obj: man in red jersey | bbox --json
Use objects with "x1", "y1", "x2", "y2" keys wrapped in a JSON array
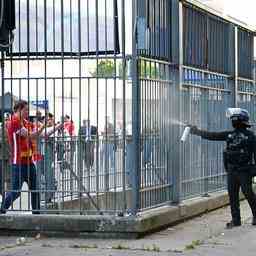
[{"x1": 1, "y1": 100, "x2": 45, "y2": 214}]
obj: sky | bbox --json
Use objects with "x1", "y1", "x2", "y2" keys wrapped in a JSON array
[
  {"x1": 200, "y1": 0, "x2": 256, "y2": 28},
  {"x1": 200, "y1": 0, "x2": 256, "y2": 56},
  {"x1": 224, "y1": 0, "x2": 256, "y2": 27}
]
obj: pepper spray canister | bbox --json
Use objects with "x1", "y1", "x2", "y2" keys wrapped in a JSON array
[{"x1": 181, "y1": 126, "x2": 191, "y2": 142}]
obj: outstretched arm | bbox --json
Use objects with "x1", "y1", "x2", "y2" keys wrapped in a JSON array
[
  {"x1": 190, "y1": 126, "x2": 230, "y2": 141},
  {"x1": 40, "y1": 123, "x2": 64, "y2": 138},
  {"x1": 17, "y1": 124, "x2": 46, "y2": 139}
]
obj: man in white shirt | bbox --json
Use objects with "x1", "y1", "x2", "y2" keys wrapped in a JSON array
[{"x1": 40, "y1": 113, "x2": 63, "y2": 203}]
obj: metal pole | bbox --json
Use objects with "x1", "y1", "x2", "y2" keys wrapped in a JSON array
[
  {"x1": 172, "y1": 1, "x2": 183, "y2": 204},
  {"x1": 234, "y1": 26, "x2": 238, "y2": 107},
  {"x1": 1, "y1": 50, "x2": 5, "y2": 200},
  {"x1": 121, "y1": 0, "x2": 127, "y2": 213},
  {"x1": 131, "y1": 0, "x2": 140, "y2": 215}
]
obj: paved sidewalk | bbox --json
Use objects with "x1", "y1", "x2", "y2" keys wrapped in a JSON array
[{"x1": 0, "y1": 199, "x2": 255, "y2": 256}]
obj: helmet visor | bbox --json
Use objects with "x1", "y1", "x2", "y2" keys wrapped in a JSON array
[{"x1": 226, "y1": 108, "x2": 248, "y2": 119}]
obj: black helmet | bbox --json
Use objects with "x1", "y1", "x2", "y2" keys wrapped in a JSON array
[{"x1": 226, "y1": 108, "x2": 250, "y2": 127}]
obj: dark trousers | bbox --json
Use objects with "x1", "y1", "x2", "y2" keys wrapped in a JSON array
[
  {"x1": 227, "y1": 171, "x2": 256, "y2": 223},
  {"x1": 1, "y1": 163, "x2": 40, "y2": 213},
  {"x1": 0, "y1": 159, "x2": 10, "y2": 195},
  {"x1": 83, "y1": 141, "x2": 94, "y2": 168}
]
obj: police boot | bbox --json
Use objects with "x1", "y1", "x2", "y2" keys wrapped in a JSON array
[
  {"x1": 252, "y1": 217, "x2": 256, "y2": 225},
  {"x1": 0, "y1": 209, "x2": 6, "y2": 214},
  {"x1": 226, "y1": 220, "x2": 241, "y2": 229}
]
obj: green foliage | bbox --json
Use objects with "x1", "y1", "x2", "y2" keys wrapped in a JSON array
[
  {"x1": 138, "y1": 61, "x2": 163, "y2": 79},
  {"x1": 141, "y1": 244, "x2": 160, "y2": 252},
  {"x1": 152, "y1": 244, "x2": 160, "y2": 252},
  {"x1": 111, "y1": 244, "x2": 130, "y2": 250},
  {"x1": 90, "y1": 60, "x2": 115, "y2": 78},
  {"x1": 118, "y1": 62, "x2": 128, "y2": 79},
  {"x1": 89, "y1": 59, "x2": 166, "y2": 80},
  {"x1": 185, "y1": 240, "x2": 202, "y2": 250}
]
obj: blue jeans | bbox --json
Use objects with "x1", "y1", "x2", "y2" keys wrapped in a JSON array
[
  {"x1": 0, "y1": 160, "x2": 9, "y2": 195},
  {"x1": 1, "y1": 163, "x2": 40, "y2": 213}
]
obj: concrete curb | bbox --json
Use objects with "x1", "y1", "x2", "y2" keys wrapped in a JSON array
[
  {"x1": 0, "y1": 190, "x2": 238, "y2": 238},
  {"x1": 135, "y1": 190, "x2": 230, "y2": 235}
]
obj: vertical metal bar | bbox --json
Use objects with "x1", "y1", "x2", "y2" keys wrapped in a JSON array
[
  {"x1": 152, "y1": 0, "x2": 156, "y2": 58},
  {"x1": 60, "y1": 0, "x2": 65, "y2": 210},
  {"x1": 27, "y1": 0, "x2": 31, "y2": 212},
  {"x1": 52, "y1": 0, "x2": 55, "y2": 53},
  {"x1": 69, "y1": 0, "x2": 73, "y2": 54},
  {"x1": 95, "y1": 0, "x2": 100, "y2": 211},
  {"x1": 78, "y1": 0, "x2": 82, "y2": 214},
  {"x1": 104, "y1": 0, "x2": 110, "y2": 207},
  {"x1": 172, "y1": 1, "x2": 183, "y2": 204},
  {"x1": 149, "y1": 61, "x2": 152, "y2": 188},
  {"x1": 131, "y1": 0, "x2": 140, "y2": 215},
  {"x1": 9, "y1": 38, "x2": 13, "y2": 206},
  {"x1": 234, "y1": 26, "x2": 238, "y2": 107},
  {"x1": 53, "y1": 78, "x2": 56, "y2": 206},
  {"x1": 86, "y1": 0, "x2": 89, "y2": 53},
  {"x1": 15, "y1": 78, "x2": 21, "y2": 213},
  {"x1": 121, "y1": 0, "x2": 127, "y2": 213},
  {"x1": 112, "y1": 0, "x2": 117, "y2": 212},
  {"x1": 0, "y1": 51, "x2": 5, "y2": 201},
  {"x1": 68, "y1": 1, "x2": 74, "y2": 206},
  {"x1": 43, "y1": 0, "x2": 47, "y2": 213},
  {"x1": 35, "y1": 0, "x2": 38, "y2": 53},
  {"x1": 104, "y1": 78, "x2": 108, "y2": 194}
]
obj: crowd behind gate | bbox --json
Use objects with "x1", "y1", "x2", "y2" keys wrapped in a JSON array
[{"x1": 0, "y1": 100, "x2": 159, "y2": 213}]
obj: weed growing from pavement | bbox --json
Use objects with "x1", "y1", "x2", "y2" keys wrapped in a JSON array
[
  {"x1": 141, "y1": 244, "x2": 160, "y2": 252},
  {"x1": 111, "y1": 244, "x2": 130, "y2": 250},
  {"x1": 69, "y1": 244, "x2": 98, "y2": 249},
  {"x1": 185, "y1": 240, "x2": 202, "y2": 250}
]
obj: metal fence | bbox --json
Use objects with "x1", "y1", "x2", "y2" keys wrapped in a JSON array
[
  {"x1": 180, "y1": 67, "x2": 232, "y2": 199},
  {"x1": 0, "y1": 0, "x2": 255, "y2": 216},
  {"x1": 138, "y1": 57, "x2": 174, "y2": 210}
]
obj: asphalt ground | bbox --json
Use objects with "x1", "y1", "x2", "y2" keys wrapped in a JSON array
[{"x1": 0, "y1": 199, "x2": 255, "y2": 256}]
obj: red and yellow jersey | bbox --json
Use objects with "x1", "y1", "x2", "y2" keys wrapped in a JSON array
[
  {"x1": 31, "y1": 122, "x2": 43, "y2": 162},
  {"x1": 6, "y1": 116, "x2": 33, "y2": 165}
]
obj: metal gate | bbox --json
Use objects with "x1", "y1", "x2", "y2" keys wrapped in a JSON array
[{"x1": 0, "y1": 0, "x2": 134, "y2": 215}]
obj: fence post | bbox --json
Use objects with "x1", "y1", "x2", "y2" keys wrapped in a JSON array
[
  {"x1": 131, "y1": 0, "x2": 141, "y2": 215},
  {"x1": 171, "y1": 0, "x2": 182, "y2": 204}
]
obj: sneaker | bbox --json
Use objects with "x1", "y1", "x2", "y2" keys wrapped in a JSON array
[{"x1": 226, "y1": 221, "x2": 241, "y2": 229}]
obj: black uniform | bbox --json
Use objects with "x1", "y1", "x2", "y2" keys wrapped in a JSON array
[{"x1": 191, "y1": 127, "x2": 256, "y2": 225}]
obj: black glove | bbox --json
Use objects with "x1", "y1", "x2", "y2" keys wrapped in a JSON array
[{"x1": 188, "y1": 125, "x2": 198, "y2": 134}]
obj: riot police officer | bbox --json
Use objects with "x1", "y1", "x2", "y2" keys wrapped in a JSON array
[{"x1": 190, "y1": 108, "x2": 256, "y2": 228}]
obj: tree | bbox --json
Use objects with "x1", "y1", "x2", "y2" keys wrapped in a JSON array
[{"x1": 90, "y1": 60, "x2": 115, "y2": 78}]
